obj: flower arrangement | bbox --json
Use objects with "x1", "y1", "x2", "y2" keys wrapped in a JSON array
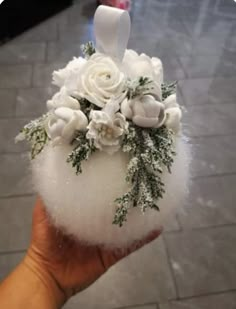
[
  {"x1": 16, "y1": 6, "x2": 189, "y2": 247},
  {"x1": 17, "y1": 42, "x2": 181, "y2": 226}
]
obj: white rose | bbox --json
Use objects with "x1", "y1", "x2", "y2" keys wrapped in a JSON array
[
  {"x1": 46, "y1": 107, "x2": 88, "y2": 145},
  {"x1": 122, "y1": 49, "x2": 163, "y2": 85},
  {"x1": 78, "y1": 53, "x2": 126, "y2": 108},
  {"x1": 163, "y1": 94, "x2": 182, "y2": 133},
  {"x1": 87, "y1": 100, "x2": 128, "y2": 154},
  {"x1": 121, "y1": 94, "x2": 165, "y2": 128},
  {"x1": 52, "y1": 57, "x2": 87, "y2": 89},
  {"x1": 47, "y1": 87, "x2": 80, "y2": 111}
]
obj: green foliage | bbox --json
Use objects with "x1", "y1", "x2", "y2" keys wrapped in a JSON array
[
  {"x1": 16, "y1": 115, "x2": 49, "y2": 159},
  {"x1": 162, "y1": 82, "x2": 177, "y2": 100},
  {"x1": 78, "y1": 98, "x2": 99, "y2": 117},
  {"x1": 80, "y1": 41, "x2": 96, "y2": 59},
  {"x1": 67, "y1": 132, "x2": 96, "y2": 174},
  {"x1": 127, "y1": 77, "x2": 154, "y2": 99},
  {"x1": 113, "y1": 125, "x2": 175, "y2": 227}
]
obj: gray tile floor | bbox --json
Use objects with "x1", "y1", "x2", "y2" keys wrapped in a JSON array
[{"x1": 0, "y1": 0, "x2": 236, "y2": 308}]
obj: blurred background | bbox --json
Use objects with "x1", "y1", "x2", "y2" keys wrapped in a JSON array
[{"x1": 0, "y1": 0, "x2": 236, "y2": 308}]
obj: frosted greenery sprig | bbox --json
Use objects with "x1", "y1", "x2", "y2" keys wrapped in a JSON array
[
  {"x1": 161, "y1": 81, "x2": 177, "y2": 100},
  {"x1": 77, "y1": 98, "x2": 99, "y2": 117},
  {"x1": 80, "y1": 41, "x2": 96, "y2": 59},
  {"x1": 113, "y1": 124, "x2": 175, "y2": 226},
  {"x1": 126, "y1": 77, "x2": 154, "y2": 99},
  {"x1": 16, "y1": 115, "x2": 49, "y2": 159},
  {"x1": 67, "y1": 132, "x2": 96, "y2": 174}
]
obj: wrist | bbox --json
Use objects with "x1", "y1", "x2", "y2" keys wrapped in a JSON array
[{"x1": 23, "y1": 249, "x2": 67, "y2": 308}]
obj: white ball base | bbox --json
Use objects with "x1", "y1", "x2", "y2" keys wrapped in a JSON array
[{"x1": 32, "y1": 137, "x2": 190, "y2": 248}]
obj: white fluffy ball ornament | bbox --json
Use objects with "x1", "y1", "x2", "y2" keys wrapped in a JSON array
[{"x1": 17, "y1": 6, "x2": 190, "y2": 248}]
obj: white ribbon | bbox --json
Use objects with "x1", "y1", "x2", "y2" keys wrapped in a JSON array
[{"x1": 94, "y1": 5, "x2": 131, "y2": 62}]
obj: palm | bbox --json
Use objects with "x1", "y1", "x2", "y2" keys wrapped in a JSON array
[{"x1": 29, "y1": 199, "x2": 161, "y2": 298}]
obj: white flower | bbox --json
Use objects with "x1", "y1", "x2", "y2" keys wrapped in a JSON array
[
  {"x1": 121, "y1": 95, "x2": 165, "y2": 128},
  {"x1": 122, "y1": 49, "x2": 163, "y2": 98},
  {"x1": 47, "y1": 87, "x2": 80, "y2": 111},
  {"x1": 46, "y1": 107, "x2": 88, "y2": 145},
  {"x1": 78, "y1": 53, "x2": 126, "y2": 108},
  {"x1": 87, "y1": 100, "x2": 128, "y2": 154},
  {"x1": 52, "y1": 57, "x2": 87, "y2": 88},
  {"x1": 163, "y1": 94, "x2": 182, "y2": 133}
]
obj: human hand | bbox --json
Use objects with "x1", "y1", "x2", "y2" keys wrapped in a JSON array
[{"x1": 24, "y1": 198, "x2": 161, "y2": 306}]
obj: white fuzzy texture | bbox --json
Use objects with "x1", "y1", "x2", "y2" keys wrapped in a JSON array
[{"x1": 32, "y1": 137, "x2": 190, "y2": 248}]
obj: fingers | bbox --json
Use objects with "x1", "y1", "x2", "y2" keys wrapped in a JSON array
[
  {"x1": 100, "y1": 229, "x2": 162, "y2": 269},
  {"x1": 126, "y1": 229, "x2": 162, "y2": 256},
  {"x1": 120, "y1": 229, "x2": 162, "y2": 259}
]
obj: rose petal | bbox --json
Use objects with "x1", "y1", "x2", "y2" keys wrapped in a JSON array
[
  {"x1": 164, "y1": 94, "x2": 178, "y2": 109},
  {"x1": 133, "y1": 115, "x2": 159, "y2": 128},
  {"x1": 54, "y1": 107, "x2": 74, "y2": 122},
  {"x1": 141, "y1": 95, "x2": 164, "y2": 117},
  {"x1": 121, "y1": 98, "x2": 133, "y2": 119},
  {"x1": 165, "y1": 107, "x2": 182, "y2": 133},
  {"x1": 47, "y1": 118, "x2": 65, "y2": 139},
  {"x1": 74, "y1": 110, "x2": 88, "y2": 131},
  {"x1": 132, "y1": 100, "x2": 145, "y2": 117}
]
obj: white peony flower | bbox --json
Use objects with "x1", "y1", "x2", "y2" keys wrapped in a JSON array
[
  {"x1": 52, "y1": 57, "x2": 87, "y2": 88},
  {"x1": 47, "y1": 87, "x2": 80, "y2": 111},
  {"x1": 163, "y1": 94, "x2": 182, "y2": 133},
  {"x1": 121, "y1": 94, "x2": 165, "y2": 128},
  {"x1": 78, "y1": 53, "x2": 126, "y2": 108},
  {"x1": 87, "y1": 100, "x2": 128, "y2": 154},
  {"x1": 46, "y1": 107, "x2": 88, "y2": 145},
  {"x1": 122, "y1": 49, "x2": 163, "y2": 97}
]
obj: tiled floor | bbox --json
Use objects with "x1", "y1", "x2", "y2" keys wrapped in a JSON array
[{"x1": 0, "y1": 0, "x2": 236, "y2": 308}]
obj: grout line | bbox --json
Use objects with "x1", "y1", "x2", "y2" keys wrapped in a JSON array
[
  {"x1": 191, "y1": 171, "x2": 236, "y2": 180},
  {"x1": 179, "y1": 76, "x2": 236, "y2": 82},
  {"x1": 0, "y1": 193, "x2": 35, "y2": 200},
  {"x1": 0, "y1": 115, "x2": 46, "y2": 121},
  {"x1": 186, "y1": 132, "x2": 236, "y2": 139},
  {"x1": 175, "y1": 56, "x2": 189, "y2": 80},
  {"x1": 45, "y1": 41, "x2": 51, "y2": 64},
  {"x1": 168, "y1": 288, "x2": 236, "y2": 302},
  {"x1": 162, "y1": 237, "x2": 180, "y2": 300},
  {"x1": 29, "y1": 63, "x2": 34, "y2": 87},
  {"x1": 114, "y1": 303, "x2": 159, "y2": 309},
  {"x1": 0, "y1": 249, "x2": 26, "y2": 256},
  {"x1": 183, "y1": 101, "x2": 236, "y2": 107},
  {"x1": 174, "y1": 213, "x2": 183, "y2": 232},
  {"x1": 184, "y1": 102, "x2": 236, "y2": 108},
  {"x1": 42, "y1": 42, "x2": 48, "y2": 64},
  {"x1": 164, "y1": 222, "x2": 236, "y2": 234},
  {"x1": 179, "y1": 74, "x2": 236, "y2": 81},
  {"x1": 188, "y1": 132, "x2": 236, "y2": 139},
  {"x1": 0, "y1": 151, "x2": 30, "y2": 156}
]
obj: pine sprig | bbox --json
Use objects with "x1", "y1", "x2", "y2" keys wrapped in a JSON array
[
  {"x1": 127, "y1": 77, "x2": 154, "y2": 99},
  {"x1": 80, "y1": 41, "x2": 96, "y2": 59},
  {"x1": 67, "y1": 131, "x2": 96, "y2": 174},
  {"x1": 78, "y1": 98, "x2": 99, "y2": 117},
  {"x1": 113, "y1": 124, "x2": 175, "y2": 227},
  {"x1": 162, "y1": 82, "x2": 177, "y2": 100},
  {"x1": 16, "y1": 115, "x2": 49, "y2": 159}
]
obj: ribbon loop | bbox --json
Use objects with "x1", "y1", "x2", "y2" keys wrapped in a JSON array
[{"x1": 94, "y1": 5, "x2": 131, "y2": 62}]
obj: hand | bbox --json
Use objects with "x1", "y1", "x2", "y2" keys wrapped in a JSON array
[{"x1": 25, "y1": 198, "x2": 162, "y2": 305}]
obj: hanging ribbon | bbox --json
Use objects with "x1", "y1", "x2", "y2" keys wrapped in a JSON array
[{"x1": 94, "y1": 5, "x2": 131, "y2": 62}]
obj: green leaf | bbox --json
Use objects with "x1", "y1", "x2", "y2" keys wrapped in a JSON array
[
  {"x1": 16, "y1": 115, "x2": 50, "y2": 159},
  {"x1": 113, "y1": 124, "x2": 175, "y2": 227},
  {"x1": 80, "y1": 41, "x2": 96, "y2": 59}
]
